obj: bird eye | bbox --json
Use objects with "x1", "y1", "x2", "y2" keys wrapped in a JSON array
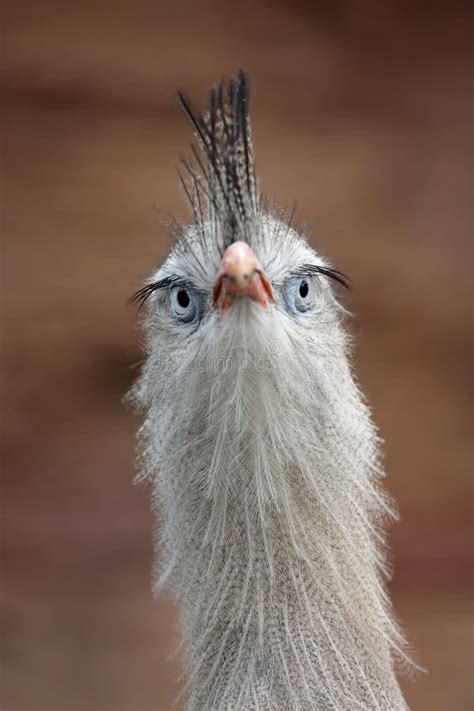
[
  {"x1": 299, "y1": 280, "x2": 309, "y2": 299},
  {"x1": 284, "y1": 276, "x2": 316, "y2": 313},
  {"x1": 169, "y1": 285, "x2": 198, "y2": 323}
]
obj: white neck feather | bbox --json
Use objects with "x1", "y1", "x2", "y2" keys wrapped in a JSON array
[{"x1": 134, "y1": 300, "x2": 410, "y2": 710}]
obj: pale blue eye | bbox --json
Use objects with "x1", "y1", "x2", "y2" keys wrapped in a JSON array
[
  {"x1": 284, "y1": 277, "x2": 316, "y2": 313},
  {"x1": 169, "y1": 285, "x2": 199, "y2": 323}
]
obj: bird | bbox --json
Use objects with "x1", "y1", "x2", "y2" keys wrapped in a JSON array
[{"x1": 130, "y1": 70, "x2": 413, "y2": 710}]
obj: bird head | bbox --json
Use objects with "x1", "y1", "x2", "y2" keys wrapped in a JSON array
[{"x1": 132, "y1": 71, "x2": 351, "y2": 499}]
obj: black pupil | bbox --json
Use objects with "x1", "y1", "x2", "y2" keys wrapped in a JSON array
[
  {"x1": 177, "y1": 289, "x2": 190, "y2": 308},
  {"x1": 299, "y1": 280, "x2": 309, "y2": 298}
]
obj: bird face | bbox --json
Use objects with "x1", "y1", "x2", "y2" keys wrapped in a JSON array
[
  {"x1": 133, "y1": 216, "x2": 353, "y2": 521},
  {"x1": 131, "y1": 72, "x2": 349, "y2": 451},
  {"x1": 134, "y1": 219, "x2": 348, "y2": 404}
]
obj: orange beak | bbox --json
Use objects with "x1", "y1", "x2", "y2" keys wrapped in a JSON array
[{"x1": 212, "y1": 241, "x2": 274, "y2": 311}]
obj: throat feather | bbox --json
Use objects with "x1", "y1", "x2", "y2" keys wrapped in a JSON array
[{"x1": 140, "y1": 320, "x2": 409, "y2": 709}]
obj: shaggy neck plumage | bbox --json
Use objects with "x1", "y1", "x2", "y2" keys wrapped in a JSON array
[
  {"x1": 134, "y1": 302, "x2": 409, "y2": 710},
  {"x1": 131, "y1": 70, "x2": 412, "y2": 710}
]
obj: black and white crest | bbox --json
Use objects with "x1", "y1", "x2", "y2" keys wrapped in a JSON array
[{"x1": 177, "y1": 70, "x2": 259, "y2": 252}]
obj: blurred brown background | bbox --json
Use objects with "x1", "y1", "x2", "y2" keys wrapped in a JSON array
[{"x1": 1, "y1": 1, "x2": 473, "y2": 710}]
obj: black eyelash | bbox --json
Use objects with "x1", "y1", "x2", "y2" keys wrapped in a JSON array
[
  {"x1": 130, "y1": 275, "x2": 210, "y2": 312},
  {"x1": 292, "y1": 264, "x2": 350, "y2": 290},
  {"x1": 129, "y1": 275, "x2": 182, "y2": 311}
]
